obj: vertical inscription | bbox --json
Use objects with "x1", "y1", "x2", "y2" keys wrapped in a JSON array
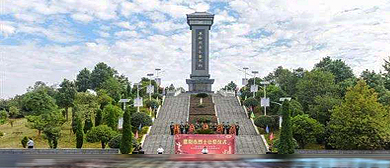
[{"x1": 195, "y1": 29, "x2": 206, "y2": 70}]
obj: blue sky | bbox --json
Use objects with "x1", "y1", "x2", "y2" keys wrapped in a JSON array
[{"x1": 1, "y1": 0, "x2": 390, "y2": 98}]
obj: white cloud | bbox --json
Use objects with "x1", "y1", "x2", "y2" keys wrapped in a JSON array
[
  {"x1": 71, "y1": 13, "x2": 94, "y2": 23},
  {"x1": 0, "y1": 22, "x2": 16, "y2": 37},
  {"x1": 2, "y1": 0, "x2": 390, "y2": 98}
]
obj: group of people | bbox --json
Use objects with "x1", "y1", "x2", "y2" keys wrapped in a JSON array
[{"x1": 169, "y1": 121, "x2": 240, "y2": 136}]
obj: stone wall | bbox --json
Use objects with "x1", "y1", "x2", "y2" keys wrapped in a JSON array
[
  {"x1": 0, "y1": 149, "x2": 119, "y2": 154},
  {"x1": 295, "y1": 150, "x2": 390, "y2": 154}
]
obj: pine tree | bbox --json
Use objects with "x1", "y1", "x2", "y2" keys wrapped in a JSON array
[
  {"x1": 120, "y1": 108, "x2": 133, "y2": 154},
  {"x1": 75, "y1": 115, "x2": 84, "y2": 148},
  {"x1": 278, "y1": 100, "x2": 295, "y2": 154}
]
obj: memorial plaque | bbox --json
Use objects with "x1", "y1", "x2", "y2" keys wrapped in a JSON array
[{"x1": 195, "y1": 29, "x2": 206, "y2": 70}]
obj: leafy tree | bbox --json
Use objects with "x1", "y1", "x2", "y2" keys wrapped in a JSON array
[
  {"x1": 26, "y1": 81, "x2": 57, "y2": 98},
  {"x1": 103, "y1": 104, "x2": 123, "y2": 130},
  {"x1": 360, "y1": 69, "x2": 390, "y2": 105},
  {"x1": 22, "y1": 90, "x2": 57, "y2": 116},
  {"x1": 296, "y1": 69, "x2": 338, "y2": 111},
  {"x1": 223, "y1": 81, "x2": 237, "y2": 91},
  {"x1": 27, "y1": 110, "x2": 65, "y2": 136},
  {"x1": 43, "y1": 126, "x2": 61, "y2": 149},
  {"x1": 328, "y1": 80, "x2": 390, "y2": 150},
  {"x1": 131, "y1": 112, "x2": 152, "y2": 129},
  {"x1": 56, "y1": 79, "x2": 77, "y2": 120},
  {"x1": 337, "y1": 77, "x2": 358, "y2": 97},
  {"x1": 382, "y1": 56, "x2": 390, "y2": 90},
  {"x1": 289, "y1": 100, "x2": 304, "y2": 117},
  {"x1": 314, "y1": 56, "x2": 354, "y2": 83},
  {"x1": 264, "y1": 66, "x2": 304, "y2": 97},
  {"x1": 86, "y1": 125, "x2": 117, "y2": 149},
  {"x1": 291, "y1": 115, "x2": 324, "y2": 148},
  {"x1": 256, "y1": 84, "x2": 287, "y2": 115},
  {"x1": 145, "y1": 99, "x2": 159, "y2": 110},
  {"x1": 40, "y1": 110, "x2": 65, "y2": 148},
  {"x1": 75, "y1": 68, "x2": 91, "y2": 92},
  {"x1": 97, "y1": 90, "x2": 113, "y2": 110},
  {"x1": 308, "y1": 95, "x2": 341, "y2": 125},
  {"x1": 278, "y1": 101, "x2": 294, "y2": 154},
  {"x1": 90, "y1": 62, "x2": 116, "y2": 90},
  {"x1": 73, "y1": 92, "x2": 98, "y2": 131},
  {"x1": 8, "y1": 106, "x2": 20, "y2": 118},
  {"x1": 120, "y1": 107, "x2": 133, "y2": 154},
  {"x1": 75, "y1": 115, "x2": 84, "y2": 148},
  {"x1": 243, "y1": 97, "x2": 259, "y2": 110},
  {"x1": 0, "y1": 110, "x2": 7, "y2": 125},
  {"x1": 100, "y1": 77, "x2": 124, "y2": 102}
]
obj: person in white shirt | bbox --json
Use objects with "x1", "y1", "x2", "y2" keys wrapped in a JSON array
[
  {"x1": 27, "y1": 138, "x2": 34, "y2": 149},
  {"x1": 157, "y1": 145, "x2": 164, "y2": 154},
  {"x1": 201, "y1": 146, "x2": 208, "y2": 154}
]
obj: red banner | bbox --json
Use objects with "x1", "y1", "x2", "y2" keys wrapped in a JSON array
[{"x1": 174, "y1": 134, "x2": 235, "y2": 154}]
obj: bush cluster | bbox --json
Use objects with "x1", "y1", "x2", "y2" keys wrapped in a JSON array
[{"x1": 196, "y1": 93, "x2": 209, "y2": 98}]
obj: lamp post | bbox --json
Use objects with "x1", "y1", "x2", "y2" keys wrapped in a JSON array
[
  {"x1": 251, "y1": 71, "x2": 258, "y2": 98},
  {"x1": 147, "y1": 73, "x2": 154, "y2": 101},
  {"x1": 155, "y1": 68, "x2": 161, "y2": 101},
  {"x1": 134, "y1": 83, "x2": 141, "y2": 112},
  {"x1": 260, "y1": 81, "x2": 270, "y2": 115},
  {"x1": 243, "y1": 67, "x2": 249, "y2": 86}
]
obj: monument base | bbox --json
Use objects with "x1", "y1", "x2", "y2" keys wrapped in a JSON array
[{"x1": 186, "y1": 78, "x2": 214, "y2": 93}]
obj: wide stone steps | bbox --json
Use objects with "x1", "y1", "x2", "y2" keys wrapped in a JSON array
[
  {"x1": 143, "y1": 94, "x2": 190, "y2": 154},
  {"x1": 213, "y1": 94, "x2": 266, "y2": 154}
]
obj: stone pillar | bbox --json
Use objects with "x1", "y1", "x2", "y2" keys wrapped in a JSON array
[{"x1": 186, "y1": 12, "x2": 215, "y2": 93}]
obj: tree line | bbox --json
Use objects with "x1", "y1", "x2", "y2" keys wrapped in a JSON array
[{"x1": 231, "y1": 56, "x2": 390, "y2": 151}]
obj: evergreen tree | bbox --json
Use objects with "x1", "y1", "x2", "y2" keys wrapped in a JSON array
[
  {"x1": 120, "y1": 108, "x2": 133, "y2": 154},
  {"x1": 84, "y1": 117, "x2": 93, "y2": 134},
  {"x1": 75, "y1": 115, "x2": 84, "y2": 148},
  {"x1": 278, "y1": 101, "x2": 295, "y2": 154},
  {"x1": 95, "y1": 109, "x2": 102, "y2": 127}
]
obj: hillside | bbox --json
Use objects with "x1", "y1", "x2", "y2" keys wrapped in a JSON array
[{"x1": 0, "y1": 118, "x2": 101, "y2": 148}]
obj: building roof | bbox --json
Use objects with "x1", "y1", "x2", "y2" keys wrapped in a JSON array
[{"x1": 187, "y1": 12, "x2": 214, "y2": 18}]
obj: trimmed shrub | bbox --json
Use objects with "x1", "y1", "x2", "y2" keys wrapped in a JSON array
[
  {"x1": 108, "y1": 134, "x2": 122, "y2": 148},
  {"x1": 196, "y1": 93, "x2": 208, "y2": 98},
  {"x1": 131, "y1": 112, "x2": 152, "y2": 129},
  {"x1": 254, "y1": 115, "x2": 279, "y2": 129},
  {"x1": 21, "y1": 136, "x2": 28, "y2": 148}
]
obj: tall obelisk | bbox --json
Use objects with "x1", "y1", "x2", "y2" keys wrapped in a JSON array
[{"x1": 186, "y1": 12, "x2": 215, "y2": 93}]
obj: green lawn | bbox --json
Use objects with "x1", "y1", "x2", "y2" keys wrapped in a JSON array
[{"x1": 0, "y1": 118, "x2": 101, "y2": 148}]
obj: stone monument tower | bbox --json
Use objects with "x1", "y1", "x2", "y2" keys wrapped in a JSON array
[{"x1": 186, "y1": 12, "x2": 215, "y2": 93}]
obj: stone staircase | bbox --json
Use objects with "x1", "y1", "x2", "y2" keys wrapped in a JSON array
[
  {"x1": 213, "y1": 94, "x2": 267, "y2": 154},
  {"x1": 142, "y1": 94, "x2": 190, "y2": 154}
]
